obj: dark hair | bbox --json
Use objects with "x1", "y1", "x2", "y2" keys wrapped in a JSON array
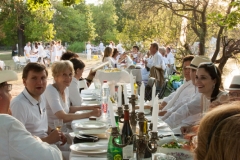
[
  {"x1": 60, "y1": 51, "x2": 79, "y2": 60},
  {"x1": 181, "y1": 55, "x2": 194, "y2": 68},
  {"x1": 151, "y1": 43, "x2": 159, "y2": 51},
  {"x1": 112, "y1": 48, "x2": 119, "y2": 58},
  {"x1": 35, "y1": 42, "x2": 38, "y2": 49},
  {"x1": 70, "y1": 58, "x2": 85, "y2": 73},
  {"x1": 22, "y1": 63, "x2": 48, "y2": 79},
  {"x1": 198, "y1": 62, "x2": 221, "y2": 102},
  {"x1": 133, "y1": 45, "x2": 139, "y2": 51},
  {"x1": 166, "y1": 47, "x2": 171, "y2": 52}
]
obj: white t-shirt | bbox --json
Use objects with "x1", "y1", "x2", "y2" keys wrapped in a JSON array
[
  {"x1": 38, "y1": 45, "x2": 45, "y2": 57},
  {"x1": 24, "y1": 45, "x2": 31, "y2": 55},
  {"x1": 11, "y1": 88, "x2": 48, "y2": 138},
  {"x1": 69, "y1": 77, "x2": 82, "y2": 106},
  {"x1": 86, "y1": 44, "x2": 92, "y2": 50},
  {"x1": 167, "y1": 52, "x2": 175, "y2": 64},
  {"x1": 44, "y1": 85, "x2": 70, "y2": 129},
  {"x1": 0, "y1": 114, "x2": 62, "y2": 160},
  {"x1": 147, "y1": 51, "x2": 166, "y2": 70}
]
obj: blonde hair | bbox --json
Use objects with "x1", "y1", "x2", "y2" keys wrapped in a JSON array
[
  {"x1": 102, "y1": 47, "x2": 112, "y2": 62},
  {"x1": 51, "y1": 60, "x2": 74, "y2": 78},
  {"x1": 195, "y1": 101, "x2": 240, "y2": 160}
]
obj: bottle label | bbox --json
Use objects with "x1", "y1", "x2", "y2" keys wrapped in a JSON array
[
  {"x1": 114, "y1": 154, "x2": 122, "y2": 160},
  {"x1": 102, "y1": 103, "x2": 108, "y2": 113},
  {"x1": 122, "y1": 144, "x2": 133, "y2": 159}
]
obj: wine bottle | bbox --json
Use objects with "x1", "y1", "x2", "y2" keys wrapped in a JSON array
[
  {"x1": 122, "y1": 105, "x2": 134, "y2": 160},
  {"x1": 143, "y1": 120, "x2": 152, "y2": 159},
  {"x1": 107, "y1": 115, "x2": 122, "y2": 160}
]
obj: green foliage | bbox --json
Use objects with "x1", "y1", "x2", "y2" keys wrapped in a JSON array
[
  {"x1": 91, "y1": 0, "x2": 119, "y2": 44},
  {"x1": 67, "y1": 41, "x2": 86, "y2": 53}
]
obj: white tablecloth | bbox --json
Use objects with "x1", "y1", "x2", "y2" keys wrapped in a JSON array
[
  {"x1": 29, "y1": 55, "x2": 39, "y2": 62},
  {"x1": 95, "y1": 69, "x2": 130, "y2": 84}
]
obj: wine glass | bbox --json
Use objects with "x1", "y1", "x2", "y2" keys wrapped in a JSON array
[{"x1": 54, "y1": 119, "x2": 63, "y2": 131}]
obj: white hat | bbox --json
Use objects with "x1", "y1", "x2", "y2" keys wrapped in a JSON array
[
  {"x1": 226, "y1": 75, "x2": 240, "y2": 90},
  {"x1": 186, "y1": 55, "x2": 211, "y2": 70},
  {"x1": 0, "y1": 70, "x2": 18, "y2": 84}
]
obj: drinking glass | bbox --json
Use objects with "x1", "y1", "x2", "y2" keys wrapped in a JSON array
[{"x1": 54, "y1": 119, "x2": 63, "y2": 131}]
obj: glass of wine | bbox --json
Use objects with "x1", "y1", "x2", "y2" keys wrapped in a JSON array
[{"x1": 54, "y1": 119, "x2": 63, "y2": 131}]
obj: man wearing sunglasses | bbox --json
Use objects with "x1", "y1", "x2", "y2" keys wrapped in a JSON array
[{"x1": 0, "y1": 70, "x2": 62, "y2": 159}]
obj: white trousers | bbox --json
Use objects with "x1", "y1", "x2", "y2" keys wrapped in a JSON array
[{"x1": 87, "y1": 50, "x2": 91, "y2": 60}]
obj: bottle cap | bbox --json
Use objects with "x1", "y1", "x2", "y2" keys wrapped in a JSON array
[{"x1": 103, "y1": 80, "x2": 107, "y2": 83}]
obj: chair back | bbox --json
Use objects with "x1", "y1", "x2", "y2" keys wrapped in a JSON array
[{"x1": 149, "y1": 66, "x2": 164, "y2": 87}]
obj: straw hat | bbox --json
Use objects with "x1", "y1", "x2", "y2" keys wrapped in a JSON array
[
  {"x1": 186, "y1": 55, "x2": 211, "y2": 70},
  {"x1": 226, "y1": 75, "x2": 240, "y2": 90},
  {"x1": 0, "y1": 70, "x2": 18, "y2": 84}
]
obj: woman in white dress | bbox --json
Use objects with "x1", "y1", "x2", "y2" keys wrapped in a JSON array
[
  {"x1": 51, "y1": 41, "x2": 57, "y2": 63},
  {"x1": 56, "y1": 41, "x2": 63, "y2": 61}
]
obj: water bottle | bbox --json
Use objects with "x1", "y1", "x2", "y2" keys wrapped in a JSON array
[{"x1": 101, "y1": 80, "x2": 110, "y2": 120}]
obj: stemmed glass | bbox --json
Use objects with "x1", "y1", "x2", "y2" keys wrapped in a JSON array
[{"x1": 54, "y1": 119, "x2": 63, "y2": 131}]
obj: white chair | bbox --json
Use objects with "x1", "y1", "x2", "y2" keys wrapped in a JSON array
[
  {"x1": 18, "y1": 57, "x2": 27, "y2": 68},
  {"x1": 12, "y1": 56, "x2": 20, "y2": 69}
]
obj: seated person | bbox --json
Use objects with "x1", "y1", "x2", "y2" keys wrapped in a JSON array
[
  {"x1": 102, "y1": 47, "x2": 115, "y2": 67},
  {"x1": 61, "y1": 51, "x2": 95, "y2": 86},
  {"x1": 11, "y1": 63, "x2": 67, "y2": 145},
  {"x1": 159, "y1": 55, "x2": 195, "y2": 112},
  {"x1": 195, "y1": 101, "x2": 240, "y2": 160},
  {"x1": 162, "y1": 56, "x2": 211, "y2": 128},
  {"x1": 44, "y1": 61, "x2": 101, "y2": 129},
  {"x1": 69, "y1": 57, "x2": 103, "y2": 108},
  {"x1": 0, "y1": 70, "x2": 62, "y2": 160},
  {"x1": 131, "y1": 45, "x2": 141, "y2": 64}
]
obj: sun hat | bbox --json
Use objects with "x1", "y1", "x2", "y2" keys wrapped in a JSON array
[
  {"x1": 0, "y1": 70, "x2": 18, "y2": 84},
  {"x1": 186, "y1": 55, "x2": 211, "y2": 70},
  {"x1": 226, "y1": 75, "x2": 240, "y2": 90}
]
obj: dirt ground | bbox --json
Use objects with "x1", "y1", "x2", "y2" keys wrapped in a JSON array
[{"x1": 9, "y1": 54, "x2": 102, "y2": 98}]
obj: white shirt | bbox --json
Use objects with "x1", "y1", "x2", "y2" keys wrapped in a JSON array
[
  {"x1": 167, "y1": 52, "x2": 175, "y2": 64},
  {"x1": 147, "y1": 51, "x2": 166, "y2": 70},
  {"x1": 0, "y1": 114, "x2": 62, "y2": 160},
  {"x1": 69, "y1": 77, "x2": 82, "y2": 106},
  {"x1": 24, "y1": 45, "x2": 31, "y2": 55},
  {"x1": 38, "y1": 45, "x2": 45, "y2": 57},
  {"x1": 117, "y1": 43, "x2": 124, "y2": 54},
  {"x1": 44, "y1": 85, "x2": 70, "y2": 129},
  {"x1": 164, "y1": 91, "x2": 202, "y2": 128},
  {"x1": 103, "y1": 57, "x2": 116, "y2": 67},
  {"x1": 11, "y1": 88, "x2": 48, "y2": 138},
  {"x1": 86, "y1": 44, "x2": 92, "y2": 50},
  {"x1": 162, "y1": 80, "x2": 195, "y2": 111}
]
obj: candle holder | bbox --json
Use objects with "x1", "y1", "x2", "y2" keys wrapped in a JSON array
[
  {"x1": 112, "y1": 111, "x2": 159, "y2": 160},
  {"x1": 129, "y1": 94, "x2": 137, "y2": 134},
  {"x1": 117, "y1": 106, "x2": 124, "y2": 123}
]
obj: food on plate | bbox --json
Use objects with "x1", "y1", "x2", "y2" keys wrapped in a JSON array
[
  {"x1": 103, "y1": 68, "x2": 121, "y2": 73},
  {"x1": 161, "y1": 141, "x2": 187, "y2": 149}
]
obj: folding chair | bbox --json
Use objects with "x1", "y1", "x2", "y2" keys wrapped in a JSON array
[
  {"x1": 18, "y1": 57, "x2": 28, "y2": 68},
  {"x1": 12, "y1": 56, "x2": 21, "y2": 70}
]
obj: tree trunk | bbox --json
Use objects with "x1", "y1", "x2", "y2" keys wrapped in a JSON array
[
  {"x1": 17, "y1": 24, "x2": 25, "y2": 56},
  {"x1": 218, "y1": 57, "x2": 228, "y2": 74}
]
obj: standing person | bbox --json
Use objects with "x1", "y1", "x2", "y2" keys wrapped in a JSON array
[
  {"x1": 109, "y1": 41, "x2": 113, "y2": 48},
  {"x1": 99, "y1": 41, "x2": 104, "y2": 53},
  {"x1": 11, "y1": 63, "x2": 67, "y2": 146},
  {"x1": 56, "y1": 41, "x2": 63, "y2": 61},
  {"x1": 24, "y1": 42, "x2": 31, "y2": 58},
  {"x1": 51, "y1": 41, "x2": 57, "y2": 63},
  {"x1": 38, "y1": 42, "x2": 45, "y2": 64},
  {"x1": 0, "y1": 70, "x2": 62, "y2": 160},
  {"x1": 86, "y1": 41, "x2": 92, "y2": 60},
  {"x1": 32, "y1": 42, "x2": 39, "y2": 55}
]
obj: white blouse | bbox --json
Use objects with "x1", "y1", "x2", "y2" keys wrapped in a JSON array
[{"x1": 44, "y1": 84, "x2": 70, "y2": 129}]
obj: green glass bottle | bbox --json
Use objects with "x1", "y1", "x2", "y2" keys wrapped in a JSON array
[{"x1": 107, "y1": 115, "x2": 122, "y2": 160}]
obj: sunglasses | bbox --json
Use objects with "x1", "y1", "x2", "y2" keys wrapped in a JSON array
[{"x1": 198, "y1": 62, "x2": 218, "y2": 75}]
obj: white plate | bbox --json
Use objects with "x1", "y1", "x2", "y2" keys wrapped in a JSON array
[
  {"x1": 74, "y1": 121, "x2": 106, "y2": 129},
  {"x1": 69, "y1": 129, "x2": 107, "y2": 139},
  {"x1": 81, "y1": 101, "x2": 101, "y2": 106},
  {"x1": 75, "y1": 110, "x2": 93, "y2": 114},
  {"x1": 70, "y1": 143, "x2": 107, "y2": 154},
  {"x1": 158, "y1": 147, "x2": 193, "y2": 160}
]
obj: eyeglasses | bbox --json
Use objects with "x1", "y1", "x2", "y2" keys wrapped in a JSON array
[
  {"x1": 198, "y1": 62, "x2": 218, "y2": 75},
  {"x1": 1, "y1": 83, "x2": 12, "y2": 92}
]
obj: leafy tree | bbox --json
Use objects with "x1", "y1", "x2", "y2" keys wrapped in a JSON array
[{"x1": 90, "y1": 0, "x2": 118, "y2": 44}]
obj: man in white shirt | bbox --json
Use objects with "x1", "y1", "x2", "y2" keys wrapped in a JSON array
[
  {"x1": 24, "y1": 42, "x2": 31, "y2": 59},
  {"x1": 0, "y1": 70, "x2": 62, "y2": 160},
  {"x1": 86, "y1": 41, "x2": 92, "y2": 60},
  {"x1": 38, "y1": 42, "x2": 45, "y2": 64},
  {"x1": 163, "y1": 56, "x2": 211, "y2": 129},
  {"x1": 117, "y1": 42, "x2": 124, "y2": 54},
  {"x1": 145, "y1": 43, "x2": 166, "y2": 70},
  {"x1": 11, "y1": 63, "x2": 67, "y2": 146},
  {"x1": 159, "y1": 55, "x2": 195, "y2": 114},
  {"x1": 166, "y1": 47, "x2": 175, "y2": 66}
]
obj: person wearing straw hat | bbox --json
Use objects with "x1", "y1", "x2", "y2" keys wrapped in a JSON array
[
  {"x1": 0, "y1": 70, "x2": 62, "y2": 160},
  {"x1": 226, "y1": 75, "x2": 240, "y2": 101},
  {"x1": 161, "y1": 56, "x2": 211, "y2": 129}
]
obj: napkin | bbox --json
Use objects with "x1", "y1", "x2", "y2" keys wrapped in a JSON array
[{"x1": 74, "y1": 142, "x2": 108, "y2": 151}]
